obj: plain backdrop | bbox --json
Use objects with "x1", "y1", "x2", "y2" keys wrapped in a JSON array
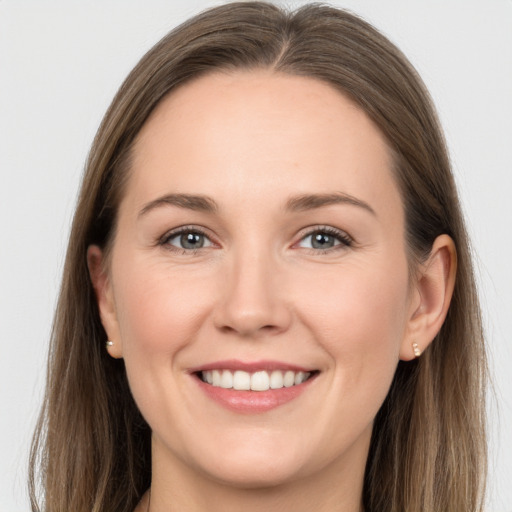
[{"x1": 1, "y1": 1, "x2": 511, "y2": 510}]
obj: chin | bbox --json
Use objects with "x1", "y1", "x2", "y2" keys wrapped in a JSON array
[
  {"x1": 183, "y1": 436, "x2": 311, "y2": 489},
  {"x1": 201, "y1": 458, "x2": 304, "y2": 490}
]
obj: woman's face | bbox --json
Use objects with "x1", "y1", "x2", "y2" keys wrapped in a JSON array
[{"x1": 96, "y1": 71, "x2": 420, "y2": 488}]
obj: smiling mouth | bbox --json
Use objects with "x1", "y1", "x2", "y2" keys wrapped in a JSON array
[{"x1": 196, "y1": 369, "x2": 317, "y2": 391}]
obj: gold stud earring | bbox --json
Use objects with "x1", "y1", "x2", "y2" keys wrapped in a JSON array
[{"x1": 412, "y1": 342, "x2": 421, "y2": 358}]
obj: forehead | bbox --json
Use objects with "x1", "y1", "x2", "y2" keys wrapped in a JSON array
[{"x1": 124, "y1": 70, "x2": 402, "y2": 221}]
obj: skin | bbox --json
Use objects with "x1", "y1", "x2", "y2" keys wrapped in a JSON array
[{"x1": 88, "y1": 70, "x2": 456, "y2": 512}]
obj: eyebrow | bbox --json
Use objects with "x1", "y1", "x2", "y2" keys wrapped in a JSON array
[
  {"x1": 138, "y1": 191, "x2": 376, "y2": 218},
  {"x1": 138, "y1": 193, "x2": 218, "y2": 217},
  {"x1": 285, "y1": 192, "x2": 376, "y2": 216}
]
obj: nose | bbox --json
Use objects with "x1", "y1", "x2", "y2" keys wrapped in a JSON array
[{"x1": 213, "y1": 249, "x2": 292, "y2": 338}]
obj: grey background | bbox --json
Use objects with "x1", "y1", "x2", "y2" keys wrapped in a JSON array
[{"x1": 1, "y1": 1, "x2": 511, "y2": 510}]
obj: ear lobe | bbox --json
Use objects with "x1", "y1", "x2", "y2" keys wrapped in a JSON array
[
  {"x1": 400, "y1": 234, "x2": 457, "y2": 361},
  {"x1": 87, "y1": 245, "x2": 123, "y2": 359}
]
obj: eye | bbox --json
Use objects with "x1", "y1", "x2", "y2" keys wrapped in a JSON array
[
  {"x1": 297, "y1": 228, "x2": 352, "y2": 251},
  {"x1": 160, "y1": 228, "x2": 213, "y2": 252}
]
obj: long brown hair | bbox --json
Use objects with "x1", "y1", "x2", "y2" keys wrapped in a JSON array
[{"x1": 29, "y1": 3, "x2": 487, "y2": 511}]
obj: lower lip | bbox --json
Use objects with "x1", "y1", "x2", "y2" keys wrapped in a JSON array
[{"x1": 194, "y1": 375, "x2": 316, "y2": 413}]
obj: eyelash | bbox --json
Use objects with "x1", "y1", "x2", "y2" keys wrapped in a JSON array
[
  {"x1": 158, "y1": 225, "x2": 353, "y2": 254},
  {"x1": 296, "y1": 225, "x2": 353, "y2": 253},
  {"x1": 158, "y1": 225, "x2": 212, "y2": 255}
]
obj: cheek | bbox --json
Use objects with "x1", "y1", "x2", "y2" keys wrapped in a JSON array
[
  {"x1": 112, "y1": 257, "x2": 218, "y2": 359},
  {"x1": 110, "y1": 256, "x2": 223, "y2": 424},
  {"x1": 296, "y1": 256, "x2": 409, "y2": 385}
]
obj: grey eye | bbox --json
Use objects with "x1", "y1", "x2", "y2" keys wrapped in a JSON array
[
  {"x1": 181, "y1": 232, "x2": 204, "y2": 249},
  {"x1": 310, "y1": 232, "x2": 337, "y2": 249},
  {"x1": 166, "y1": 231, "x2": 212, "y2": 250},
  {"x1": 299, "y1": 231, "x2": 340, "y2": 250}
]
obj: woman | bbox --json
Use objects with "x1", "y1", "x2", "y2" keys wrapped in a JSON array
[{"x1": 29, "y1": 2, "x2": 487, "y2": 511}]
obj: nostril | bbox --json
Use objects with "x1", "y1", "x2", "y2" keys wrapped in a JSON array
[
  {"x1": 216, "y1": 323, "x2": 282, "y2": 337},
  {"x1": 212, "y1": 273, "x2": 293, "y2": 336},
  {"x1": 218, "y1": 325, "x2": 237, "y2": 334}
]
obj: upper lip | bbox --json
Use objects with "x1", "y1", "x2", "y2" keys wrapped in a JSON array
[{"x1": 188, "y1": 359, "x2": 316, "y2": 374}]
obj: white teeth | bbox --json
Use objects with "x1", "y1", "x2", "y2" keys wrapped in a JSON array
[
  {"x1": 283, "y1": 370, "x2": 295, "y2": 387},
  {"x1": 251, "y1": 371, "x2": 270, "y2": 391},
  {"x1": 201, "y1": 369, "x2": 311, "y2": 391},
  {"x1": 220, "y1": 370, "x2": 233, "y2": 389},
  {"x1": 233, "y1": 370, "x2": 251, "y2": 390},
  {"x1": 269, "y1": 370, "x2": 284, "y2": 389},
  {"x1": 212, "y1": 370, "x2": 222, "y2": 387}
]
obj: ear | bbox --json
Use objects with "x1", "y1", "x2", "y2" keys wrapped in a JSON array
[
  {"x1": 87, "y1": 245, "x2": 123, "y2": 359},
  {"x1": 400, "y1": 234, "x2": 457, "y2": 361}
]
